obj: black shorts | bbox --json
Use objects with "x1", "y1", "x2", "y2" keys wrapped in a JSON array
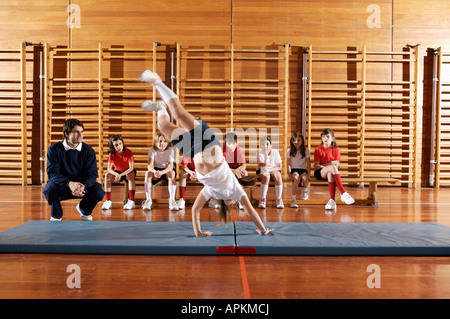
[
  {"x1": 171, "y1": 118, "x2": 221, "y2": 159},
  {"x1": 314, "y1": 168, "x2": 328, "y2": 181},
  {"x1": 114, "y1": 169, "x2": 136, "y2": 182},
  {"x1": 291, "y1": 168, "x2": 308, "y2": 176},
  {"x1": 152, "y1": 167, "x2": 177, "y2": 185}
]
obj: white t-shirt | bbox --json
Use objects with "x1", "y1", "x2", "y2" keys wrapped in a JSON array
[
  {"x1": 286, "y1": 148, "x2": 310, "y2": 169},
  {"x1": 148, "y1": 147, "x2": 175, "y2": 168},
  {"x1": 257, "y1": 148, "x2": 282, "y2": 170},
  {"x1": 197, "y1": 159, "x2": 246, "y2": 201}
]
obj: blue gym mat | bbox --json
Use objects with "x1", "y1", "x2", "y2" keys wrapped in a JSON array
[
  {"x1": 0, "y1": 221, "x2": 236, "y2": 255},
  {"x1": 235, "y1": 222, "x2": 450, "y2": 256},
  {"x1": 1, "y1": 221, "x2": 450, "y2": 256}
]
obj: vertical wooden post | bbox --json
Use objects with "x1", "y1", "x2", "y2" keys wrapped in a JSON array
[
  {"x1": 307, "y1": 46, "x2": 312, "y2": 150},
  {"x1": 152, "y1": 42, "x2": 157, "y2": 137},
  {"x1": 98, "y1": 43, "x2": 104, "y2": 181},
  {"x1": 436, "y1": 48, "x2": 442, "y2": 189},
  {"x1": 360, "y1": 45, "x2": 367, "y2": 181},
  {"x1": 43, "y1": 43, "x2": 50, "y2": 184},
  {"x1": 283, "y1": 43, "x2": 290, "y2": 180},
  {"x1": 20, "y1": 42, "x2": 28, "y2": 186},
  {"x1": 413, "y1": 45, "x2": 419, "y2": 188},
  {"x1": 230, "y1": 43, "x2": 234, "y2": 130}
]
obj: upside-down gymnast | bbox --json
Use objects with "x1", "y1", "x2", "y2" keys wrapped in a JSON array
[{"x1": 138, "y1": 70, "x2": 274, "y2": 237}]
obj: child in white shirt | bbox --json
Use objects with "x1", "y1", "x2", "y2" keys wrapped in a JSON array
[
  {"x1": 139, "y1": 69, "x2": 273, "y2": 237},
  {"x1": 257, "y1": 136, "x2": 284, "y2": 209},
  {"x1": 143, "y1": 132, "x2": 178, "y2": 210}
]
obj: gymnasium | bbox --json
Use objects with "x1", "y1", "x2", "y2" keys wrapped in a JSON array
[{"x1": 1, "y1": 0, "x2": 450, "y2": 303}]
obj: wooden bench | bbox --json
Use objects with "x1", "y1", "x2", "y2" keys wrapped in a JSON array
[{"x1": 248, "y1": 177, "x2": 399, "y2": 207}]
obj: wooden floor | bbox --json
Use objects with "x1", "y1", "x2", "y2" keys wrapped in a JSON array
[{"x1": 1, "y1": 184, "x2": 450, "y2": 300}]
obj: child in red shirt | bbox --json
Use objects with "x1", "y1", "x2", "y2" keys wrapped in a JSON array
[
  {"x1": 314, "y1": 128, "x2": 354, "y2": 210},
  {"x1": 101, "y1": 135, "x2": 136, "y2": 210}
]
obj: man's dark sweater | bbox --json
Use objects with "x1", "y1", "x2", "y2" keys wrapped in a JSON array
[{"x1": 46, "y1": 141, "x2": 98, "y2": 190}]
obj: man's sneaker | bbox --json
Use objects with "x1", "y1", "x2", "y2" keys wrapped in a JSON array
[
  {"x1": 138, "y1": 70, "x2": 161, "y2": 85},
  {"x1": 76, "y1": 203, "x2": 93, "y2": 221},
  {"x1": 290, "y1": 199, "x2": 298, "y2": 208},
  {"x1": 276, "y1": 198, "x2": 284, "y2": 209},
  {"x1": 141, "y1": 200, "x2": 152, "y2": 210},
  {"x1": 123, "y1": 199, "x2": 135, "y2": 210},
  {"x1": 50, "y1": 217, "x2": 62, "y2": 221},
  {"x1": 325, "y1": 199, "x2": 336, "y2": 210},
  {"x1": 209, "y1": 199, "x2": 221, "y2": 209},
  {"x1": 169, "y1": 199, "x2": 179, "y2": 211},
  {"x1": 101, "y1": 200, "x2": 112, "y2": 210},
  {"x1": 141, "y1": 100, "x2": 165, "y2": 112},
  {"x1": 258, "y1": 198, "x2": 266, "y2": 209},
  {"x1": 177, "y1": 198, "x2": 186, "y2": 210},
  {"x1": 341, "y1": 192, "x2": 355, "y2": 205}
]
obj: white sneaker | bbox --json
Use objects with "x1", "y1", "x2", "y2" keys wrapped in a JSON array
[
  {"x1": 76, "y1": 203, "x2": 93, "y2": 221},
  {"x1": 276, "y1": 198, "x2": 284, "y2": 209},
  {"x1": 123, "y1": 199, "x2": 135, "y2": 210},
  {"x1": 258, "y1": 198, "x2": 266, "y2": 209},
  {"x1": 101, "y1": 200, "x2": 112, "y2": 210},
  {"x1": 341, "y1": 192, "x2": 355, "y2": 205},
  {"x1": 141, "y1": 200, "x2": 152, "y2": 210},
  {"x1": 301, "y1": 189, "x2": 309, "y2": 200},
  {"x1": 325, "y1": 199, "x2": 336, "y2": 210},
  {"x1": 209, "y1": 198, "x2": 221, "y2": 209},
  {"x1": 138, "y1": 69, "x2": 161, "y2": 85},
  {"x1": 177, "y1": 198, "x2": 186, "y2": 210},
  {"x1": 169, "y1": 199, "x2": 179, "y2": 211},
  {"x1": 50, "y1": 217, "x2": 62, "y2": 221},
  {"x1": 290, "y1": 199, "x2": 298, "y2": 208},
  {"x1": 141, "y1": 100, "x2": 165, "y2": 112}
]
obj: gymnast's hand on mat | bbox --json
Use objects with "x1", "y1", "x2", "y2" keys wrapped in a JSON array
[
  {"x1": 196, "y1": 231, "x2": 213, "y2": 237},
  {"x1": 256, "y1": 228, "x2": 274, "y2": 235}
]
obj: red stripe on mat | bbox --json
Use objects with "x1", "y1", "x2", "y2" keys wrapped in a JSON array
[{"x1": 217, "y1": 246, "x2": 236, "y2": 254}]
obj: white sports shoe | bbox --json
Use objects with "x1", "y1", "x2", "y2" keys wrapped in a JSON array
[
  {"x1": 140, "y1": 100, "x2": 166, "y2": 112},
  {"x1": 341, "y1": 192, "x2": 355, "y2": 205},
  {"x1": 101, "y1": 200, "x2": 112, "y2": 210},
  {"x1": 258, "y1": 198, "x2": 266, "y2": 209},
  {"x1": 209, "y1": 199, "x2": 221, "y2": 209},
  {"x1": 177, "y1": 198, "x2": 186, "y2": 210},
  {"x1": 325, "y1": 199, "x2": 336, "y2": 210},
  {"x1": 301, "y1": 189, "x2": 309, "y2": 200},
  {"x1": 290, "y1": 199, "x2": 298, "y2": 208},
  {"x1": 141, "y1": 200, "x2": 152, "y2": 210},
  {"x1": 138, "y1": 70, "x2": 161, "y2": 85},
  {"x1": 76, "y1": 203, "x2": 93, "y2": 221},
  {"x1": 123, "y1": 199, "x2": 135, "y2": 210},
  {"x1": 276, "y1": 198, "x2": 284, "y2": 209},
  {"x1": 50, "y1": 217, "x2": 62, "y2": 221},
  {"x1": 169, "y1": 199, "x2": 179, "y2": 211}
]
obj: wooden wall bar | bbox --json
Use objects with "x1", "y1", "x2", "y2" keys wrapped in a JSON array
[{"x1": 1, "y1": 0, "x2": 450, "y2": 187}]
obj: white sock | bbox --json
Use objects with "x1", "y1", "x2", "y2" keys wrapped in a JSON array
[
  {"x1": 292, "y1": 195, "x2": 296, "y2": 201},
  {"x1": 145, "y1": 183, "x2": 152, "y2": 201},
  {"x1": 275, "y1": 185, "x2": 283, "y2": 199},
  {"x1": 157, "y1": 108, "x2": 169, "y2": 119},
  {"x1": 154, "y1": 81, "x2": 178, "y2": 104},
  {"x1": 260, "y1": 184, "x2": 269, "y2": 199},
  {"x1": 168, "y1": 185, "x2": 176, "y2": 200}
]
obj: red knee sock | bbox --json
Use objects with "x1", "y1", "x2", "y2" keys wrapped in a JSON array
[
  {"x1": 180, "y1": 186, "x2": 186, "y2": 200},
  {"x1": 129, "y1": 190, "x2": 135, "y2": 201},
  {"x1": 328, "y1": 182, "x2": 336, "y2": 200},
  {"x1": 333, "y1": 174, "x2": 346, "y2": 194},
  {"x1": 106, "y1": 192, "x2": 111, "y2": 201}
]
